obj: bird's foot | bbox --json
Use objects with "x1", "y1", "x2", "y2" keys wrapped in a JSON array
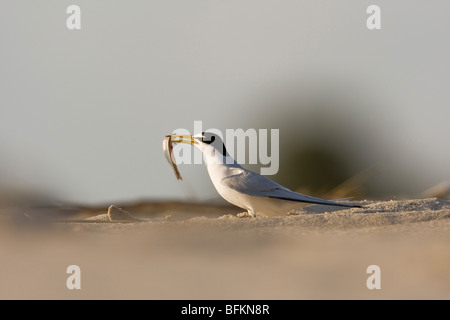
[{"x1": 236, "y1": 212, "x2": 253, "y2": 218}]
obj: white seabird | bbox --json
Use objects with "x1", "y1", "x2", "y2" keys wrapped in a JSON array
[{"x1": 169, "y1": 132, "x2": 360, "y2": 216}]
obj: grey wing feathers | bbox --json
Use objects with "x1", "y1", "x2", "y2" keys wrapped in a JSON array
[
  {"x1": 221, "y1": 170, "x2": 359, "y2": 208},
  {"x1": 220, "y1": 170, "x2": 289, "y2": 194}
]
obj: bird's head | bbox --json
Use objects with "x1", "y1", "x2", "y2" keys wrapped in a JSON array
[{"x1": 170, "y1": 131, "x2": 231, "y2": 164}]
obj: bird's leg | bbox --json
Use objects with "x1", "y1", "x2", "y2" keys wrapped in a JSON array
[{"x1": 236, "y1": 211, "x2": 254, "y2": 218}]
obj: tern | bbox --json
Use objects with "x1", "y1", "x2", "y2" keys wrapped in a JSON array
[{"x1": 169, "y1": 132, "x2": 360, "y2": 216}]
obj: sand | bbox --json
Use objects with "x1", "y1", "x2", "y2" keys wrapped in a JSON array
[{"x1": 1, "y1": 198, "x2": 450, "y2": 299}]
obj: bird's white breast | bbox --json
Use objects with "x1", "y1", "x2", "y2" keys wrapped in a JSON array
[{"x1": 204, "y1": 162, "x2": 250, "y2": 209}]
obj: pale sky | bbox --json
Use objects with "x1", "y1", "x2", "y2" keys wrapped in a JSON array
[{"x1": 1, "y1": 1, "x2": 449, "y2": 205}]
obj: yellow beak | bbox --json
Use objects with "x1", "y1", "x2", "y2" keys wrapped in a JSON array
[{"x1": 169, "y1": 134, "x2": 198, "y2": 145}]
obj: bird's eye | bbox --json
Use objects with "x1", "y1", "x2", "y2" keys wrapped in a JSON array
[{"x1": 202, "y1": 135, "x2": 215, "y2": 145}]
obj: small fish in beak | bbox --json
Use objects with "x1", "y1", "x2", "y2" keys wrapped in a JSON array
[{"x1": 162, "y1": 135, "x2": 183, "y2": 180}]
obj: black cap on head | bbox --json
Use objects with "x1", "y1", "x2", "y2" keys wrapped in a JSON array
[{"x1": 200, "y1": 132, "x2": 228, "y2": 156}]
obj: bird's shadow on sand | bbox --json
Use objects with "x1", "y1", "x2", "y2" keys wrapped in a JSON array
[{"x1": 290, "y1": 204, "x2": 358, "y2": 215}]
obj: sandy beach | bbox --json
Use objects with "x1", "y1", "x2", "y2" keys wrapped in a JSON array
[{"x1": 1, "y1": 197, "x2": 450, "y2": 299}]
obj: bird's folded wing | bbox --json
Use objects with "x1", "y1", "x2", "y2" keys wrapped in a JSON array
[{"x1": 221, "y1": 170, "x2": 359, "y2": 207}]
